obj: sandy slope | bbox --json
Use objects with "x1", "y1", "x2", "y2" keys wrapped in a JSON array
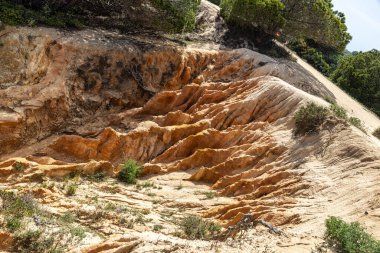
[{"x1": 275, "y1": 41, "x2": 380, "y2": 146}]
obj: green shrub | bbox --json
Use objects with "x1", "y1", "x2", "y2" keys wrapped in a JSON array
[
  {"x1": 150, "y1": 0, "x2": 201, "y2": 32},
  {"x1": 12, "y1": 161, "x2": 27, "y2": 171},
  {"x1": 325, "y1": 216, "x2": 380, "y2": 253},
  {"x1": 373, "y1": 128, "x2": 380, "y2": 139},
  {"x1": 324, "y1": 96, "x2": 335, "y2": 104},
  {"x1": 117, "y1": 159, "x2": 141, "y2": 184},
  {"x1": 0, "y1": 191, "x2": 38, "y2": 217},
  {"x1": 6, "y1": 217, "x2": 22, "y2": 232},
  {"x1": 294, "y1": 102, "x2": 329, "y2": 135},
  {"x1": 205, "y1": 191, "x2": 215, "y2": 199},
  {"x1": 104, "y1": 202, "x2": 117, "y2": 211},
  {"x1": 348, "y1": 117, "x2": 365, "y2": 132},
  {"x1": 180, "y1": 215, "x2": 221, "y2": 240},
  {"x1": 153, "y1": 224, "x2": 164, "y2": 231},
  {"x1": 65, "y1": 184, "x2": 77, "y2": 196}
]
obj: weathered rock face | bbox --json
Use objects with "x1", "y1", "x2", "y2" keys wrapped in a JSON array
[
  {"x1": 0, "y1": 27, "x2": 333, "y2": 156},
  {"x1": 1, "y1": 27, "x2": 380, "y2": 252}
]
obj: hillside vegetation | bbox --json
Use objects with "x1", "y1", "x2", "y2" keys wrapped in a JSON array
[
  {"x1": 0, "y1": 0, "x2": 201, "y2": 32},
  {"x1": 331, "y1": 50, "x2": 380, "y2": 117}
]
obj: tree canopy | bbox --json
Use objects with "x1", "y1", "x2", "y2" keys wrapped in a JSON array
[
  {"x1": 2, "y1": 0, "x2": 201, "y2": 32},
  {"x1": 220, "y1": 0, "x2": 286, "y2": 35},
  {"x1": 282, "y1": 0, "x2": 351, "y2": 51},
  {"x1": 220, "y1": 0, "x2": 351, "y2": 51},
  {"x1": 331, "y1": 50, "x2": 380, "y2": 117}
]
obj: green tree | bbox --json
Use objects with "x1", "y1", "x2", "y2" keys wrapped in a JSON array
[
  {"x1": 282, "y1": 0, "x2": 351, "y2": 51},
  {"x1": 331, "y1": 50, "x2": 380, "y2": 117},
  {"x1": 220, "y1": 0, "x2": 351, "y2": 51},
  {"x1": 220, "y1": 0, "x2": 286, "y2": 34}
]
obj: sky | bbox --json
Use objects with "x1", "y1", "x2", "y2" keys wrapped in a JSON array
[{"x1": 331, "y1": 0, "x2": 380, "y2": 52}]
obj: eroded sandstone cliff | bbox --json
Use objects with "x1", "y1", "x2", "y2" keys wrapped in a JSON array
[{"x1": 0, "y1": 26, "x2": 379, "y2": 253}]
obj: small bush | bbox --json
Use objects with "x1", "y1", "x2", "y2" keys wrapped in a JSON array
[
  {"x1": 118, "y1": 159, "x2": 141, "y2": 184},
  {"x1": 6, "y1": 217, "x2": 21, "y2": 232},
  {"x1": 205, "y1": 191, "x2": 215, "y2": 199},
  {"x1": 373, "y1": 128, "x2": 380, "y2": 139},
  {"x1": 294, "y1": 102, "x2": 329, "y2": 135},
  {"x1": 104, "y1": 202, "x2": 117, "y2": 211},
  {"x1": 65, "y1": 184, "x2": 77, "y2": 196},
  {"x1": 12, "y1": 162, "x2": 27, "y2": 171},
  {"x1": 180, "y1": 215, "x2": 221, "y2": 240},
  {"x1": 153, "y1": 224, "x2": 164, "y2": 231},
  {"x1": 325, "y1": 216, "x2": 380, "y2": 253}
]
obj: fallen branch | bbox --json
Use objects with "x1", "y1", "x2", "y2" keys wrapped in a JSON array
[{"x1": 211, "y1": 213, "x2": 283, "y2": 248}]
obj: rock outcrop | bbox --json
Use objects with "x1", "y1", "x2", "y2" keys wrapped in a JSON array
[{"x1": 0, "y1": 27, "x2": 379, "y2": 252}]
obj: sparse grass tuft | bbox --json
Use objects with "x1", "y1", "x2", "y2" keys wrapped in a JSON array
[
  {"x1": 12, "y1": 161, "x2": 27, "y2": 171},
  {"x1": 89, "y1": 171, "x2": 107, "y2": 182},
  {"x1": 180, "y1": 215, "x2": 221, "y2": 240},
  {"x1": 325, "y1": 216, "x2": 380, "y2": 253},
  {"x1": 153, "y1": 224, "x2": 164, "y2": 232},
  {"x1": 0, "y1": 191, "x2": 38, "y2": 217},
  {"x1": 373, "y1": 127, "x2": 380, "y2": 139},
  {"x1": 348, "y1": 117, "x2": 365, "y2": 132},
  {"x1": 195, "y1": 190, "x2": 216, "y2": 199},
  {"x1": 324, "y1": 96, "x2": 335, "y2": 104},
  {"x1": 104, "y1": 202, "x2": 117, "y2": 211},
  {"x1": 61, "y1": 212, "x2": 76, "y2": 223},
  {"x1": 330, "y1": 103, "x2": 348, "y2": 120},
  {"x1": 294, "y1": 102, "x2": 329, "y2": 135},
  {"x1": 14, "y1": 230, "x2": 55, "y2": 253},
  {"x1": 69, "y1": 226, "x2": 86, "y2": 239},
  {"x1": 118, "y1": 159, "x2": 141, "y2": 184}
]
